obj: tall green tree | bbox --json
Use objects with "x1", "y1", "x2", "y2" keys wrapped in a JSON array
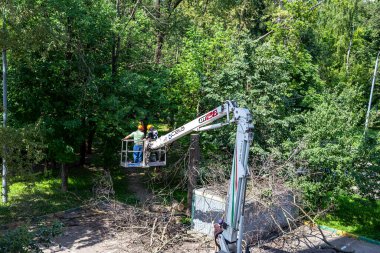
[{"x1": 1, "y1": 0, "x2": 8, "y2": 203}]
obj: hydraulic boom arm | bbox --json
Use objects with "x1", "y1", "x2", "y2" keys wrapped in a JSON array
[
  {"x1": 148, "y1": 100, "x2": 253, "y2": 253},
  {"x1": 149, "y1": 100, "x2": 238, "y2": 150}
]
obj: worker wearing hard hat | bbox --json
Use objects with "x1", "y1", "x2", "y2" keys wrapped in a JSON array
[
  {"x1": 123, "y1": 125, "x2": 145, "y2": 163},
  {"x1": 146, "y1": 124, "x2": 159, "y2": 162},
  {"x1": 146, "y1": 124, "x2": 158, "y2": 140}
]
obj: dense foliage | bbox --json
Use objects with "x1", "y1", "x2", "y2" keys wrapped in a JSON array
[{"x1": 1, "y1": 0, "x2": 379, "y2": 212}]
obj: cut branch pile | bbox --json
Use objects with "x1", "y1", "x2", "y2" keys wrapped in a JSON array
[{"x1": 85, "y1": 200, "x2": 213, "y2": 253}]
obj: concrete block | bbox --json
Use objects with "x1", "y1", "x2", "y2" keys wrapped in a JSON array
[{"x1": 191, "y1": 187, "x2": 298, "y2": 240}]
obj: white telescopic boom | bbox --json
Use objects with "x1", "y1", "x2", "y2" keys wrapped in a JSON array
[{"x1": 149, "y1": 100, "x2": 237, "y2": 150}]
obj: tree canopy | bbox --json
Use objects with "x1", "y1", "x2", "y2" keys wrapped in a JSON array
[{"x1": 1, "y1": 0, "x2": 379, "y2": 206}]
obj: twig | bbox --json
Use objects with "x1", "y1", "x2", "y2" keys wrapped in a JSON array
[
  {"x1": 150, "y1": 217, "x2": 157, "y2": 246},
  {"x1": 317, "y1": 226, "x2": 355, "y2": 253}
]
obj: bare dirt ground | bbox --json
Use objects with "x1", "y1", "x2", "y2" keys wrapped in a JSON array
[
  {"x1": 42, "y1": 171, "x2": 215, "y2": 253},
  {"x1": 40, "y1": 171, "x2": 380, "y2": 253},
  {"x1": 42, "y1": 201, "x2": 380, "y2": 253},
  {"x1": 43, "y1": 202, "x2": 215, "y2": 253}
]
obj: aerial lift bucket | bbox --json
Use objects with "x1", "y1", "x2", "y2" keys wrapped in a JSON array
[{"x1": 120, "y1": 139, "x2": 166, "y2": 168}]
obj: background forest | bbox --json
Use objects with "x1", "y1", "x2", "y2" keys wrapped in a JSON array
[{"x1": 0, "y1": 0, "x2": 379, "y2": 245}]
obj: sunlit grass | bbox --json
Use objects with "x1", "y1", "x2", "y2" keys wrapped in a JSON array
[
  {"x1": 0, "y1": 167, "x2": 132, "y2": 225},
  {"x1": 0, "y1": 170, "x2": 91, "y2": 224},
  {"x1": 317, "y1": 194, "x2": 380, "y2": 240}
]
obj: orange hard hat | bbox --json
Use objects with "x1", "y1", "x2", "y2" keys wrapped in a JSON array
[{"x1": 138, "y1": 125, "x2": 144, "y2": 131}]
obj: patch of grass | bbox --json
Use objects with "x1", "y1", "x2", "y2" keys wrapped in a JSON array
[
  {"x1": 180, "y1": 217, "x2": 191, "y2": 226},
  {"x1": 111, "y1": 168, "x2": 139, "y2": 204},
  {"x1": 124, "y1": 195, "x2": 140, "y2": 205},
  {"x1": 173, "y1": 190, "x2": 187, "y2": 203},
  {"x1": 0, "y1": 168, "x2": 94, "y2": 224},
  {"x1": 0, "y1": 167, "x2": 135, "y2": 225},
  {"x1": 317, "y1": 194, "x2": 380, "y2": 240}
]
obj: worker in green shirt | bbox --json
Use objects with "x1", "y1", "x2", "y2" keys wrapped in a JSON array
[{"x1": 123, "y1": 125, "x2": 145, "y2": 163}]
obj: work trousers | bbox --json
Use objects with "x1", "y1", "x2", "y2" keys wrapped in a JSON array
[{"x1": 133, "y1": 144, "x2": 143, "y2": 163}]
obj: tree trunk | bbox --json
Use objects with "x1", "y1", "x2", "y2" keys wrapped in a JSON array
[
  {"x1": 155, "y1": 31, "x2": 164, "y2": 64},
  {"x1": 66, "y1": 17, "x2": 73, "y2": 65},
  {"x1": 59, "y1": 17, "x2": 71, "y2": 193},
  {"x1": 1, "y1": 157, "x2": 7, "y2": 203},
  {"x1": 87, "y1": 121, "x2": 96, "y2": 154},
  {"x1": 80, "y1": 141, "x2": 86, "y2": 166},
  {"x1": 346, "y1": 25, "x2": 353, "y2": 73},
  {"x1": 154, "y1": 0, "x2": 163, "y2": 64},
  {"x1": 364, "y1": 49, "x2": 380, "y2": 133},
  {"x1": 2, "y1": 6, "x2": 8, "y2": 203},
  {"x1": 187, "y1": 134, "x2": 200, "y2": 216},
  {"x1": 79, "y1": 118, "x2": 86, "y2": 166},
  {"x1": 153, "y1": 0, "x2": 184, "y2": 64},
  {"x1": 346, "y1": 0, "x2": 359, "y2": 73},
  {"x1": 111, "y1": 36, "x2": 120, "y2": 78},
  {"x1": 61, "y1": 163, "x2": 68, "y2": 192},
  {"x1": 112, "y1": 0, "x2": 121, "y2": 80},
  {"x1": 2, "y1": 51, "x2": 7, "y2": 129}
]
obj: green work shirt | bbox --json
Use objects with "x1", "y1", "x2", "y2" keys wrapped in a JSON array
[{"x1": 129, "y1": 130, "x2": 144, "y2": 145}]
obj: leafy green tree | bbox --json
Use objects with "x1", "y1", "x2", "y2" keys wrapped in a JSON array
[
  {"x1": 289, "y1": 89, "x2": 363, "y2": 206},
  {"x1": 0, "y1": 0, "x2": 379, "y2": 217},
  {"x1": 0, "y1": 126, "x2": 45, "y2": 179},
  {"x1": 166, "y1": 24, "x2": 234, "y2": 124}
]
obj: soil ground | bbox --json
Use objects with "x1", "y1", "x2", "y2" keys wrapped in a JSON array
[
  {"x1": 42, "y1": 203, "x2": 215, "y2": 253},
  {"x1": 41, "y1": 202, "x2": 380, "y2": 253},
  {"x1": 40, "y1": 171, "x2": 380, "y2": 253},
  {"x1": 43, "y1": 170, "x2": 216, "y2": 253}
]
